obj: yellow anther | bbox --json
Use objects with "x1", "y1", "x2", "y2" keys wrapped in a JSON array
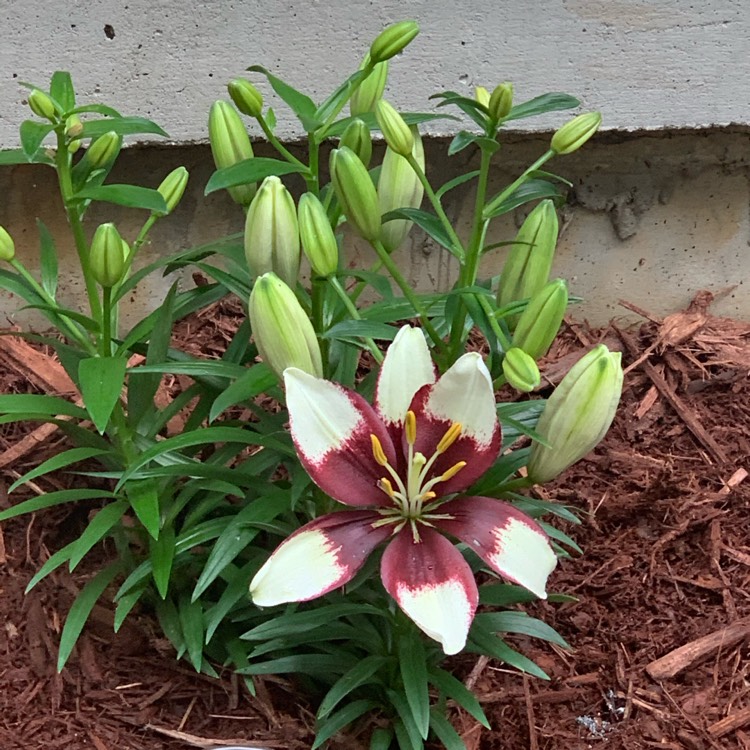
[
  {"x1": 405, "y1": 410, "x2": 417, "y2": 445},
  {"x1": 436, "y1": 422, "x2": 462, "y2": 454},
  {"x1": 378, "y1": 477, "x2": 395, "y2": 498},
  {"x1": 440, "y1": 461, "x2": 466, "y2": 482},
  {"x1": 420, "y1": 491, "x2": 437, "y2": 502},
  {"x1": 371, "y1": 434, "x2": 388, "y2": 466}
]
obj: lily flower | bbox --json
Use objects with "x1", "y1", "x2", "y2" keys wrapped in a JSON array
[{"x1": 250, "y1": 326, "x2": 557, "y2": 654}]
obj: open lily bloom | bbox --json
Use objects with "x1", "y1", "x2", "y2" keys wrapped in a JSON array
[{"x1": 250, "y1": 326, "x2": 558, "y2": 654}]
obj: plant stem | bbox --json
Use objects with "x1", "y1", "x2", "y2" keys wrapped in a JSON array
[
  {"x1": 310, "y1": 277, "x2": 329, "y2": 365},
  {"x1": 370, "y1": 239, "x2": 445, "y2": 353},
  {"x1": 482, "y1": 149, "x2": 555, "y2": 219},
  {"x1": 54, "y1": 130, "x2": 102, "y2": 321},
  {"x1": 328, "y1": 275, "x2": 383, "y2": 364},
  {"x1": 100, "y1": 286, "x2": 112, "y2": 357},
  {"x1": 306, "y1": 132, "x2": 320, "y2": 196},
  {"x1": 476, "y1": 293, "x2": 513, "y2": 351},
  {"x1": 257, "y1": 114, "x2": 309, "y2": 171}
]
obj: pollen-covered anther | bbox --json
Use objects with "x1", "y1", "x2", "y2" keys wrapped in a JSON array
[
  {"x1": 405, "y1": 410, "x2": 417, "y2": 445},
  {"x1": 440, "y1": 461, "x2": 466, "y2": 482},
  {"x1": 371, "y1": 434, "x2": 388, "y2": 466},
  {"x1": 436, "y1": 422, "x2": 462, "y2": 454}
]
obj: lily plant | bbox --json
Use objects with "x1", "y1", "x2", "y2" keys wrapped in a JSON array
[{"x1": 251, "y1": 326, "x2": 557, "y2": 654}]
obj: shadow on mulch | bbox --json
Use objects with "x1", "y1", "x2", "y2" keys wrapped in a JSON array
[{"x1": 0, "y1": 293, "x2": 748, "y2": 750}]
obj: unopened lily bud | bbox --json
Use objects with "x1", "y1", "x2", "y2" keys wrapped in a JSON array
[
  {"x1": 502, "y1": 348, "x2": 540, "y2": 393},
  {"x1": 298, "y1": 193, "x2": 338, "y2": 277},
  {"x1": 489, "y1": 82, "x2": 513, "y2": 121},
  {"x1": 156, "y1": 166, "x2": 189, "y2": 215},
  {"x1": 330, "y1": 147, "x2": 381, "y2": 243},
  {"x1": 551, "y1": 112, "x2": 602, "y2": 155},
  {"x1": 475, "y1": 86, "x2": 490, "y2": 108},
  {"x1": 496, "y1": 200, "x2": 558, "y2": 311},
  {"x1": 527, "y1": 344, "x2": 623, "y2": 484},
  {"x1": 244, "y1": 176, "x2": 300, "y2": 286},
  {"x1": 512, "y1": 279, "x2": 569, "y2": 359},
  {"x1": 90, "y1": 223, "x2": 126, "y2": 287},
  {"x1": 248, "y1": 272, "x2": 323, "y2": 379},
  {"x1": 28, "y1": 90, "x2": 57, "y2": 121},
  {"x1": 375, "y1": 99, "x2": 413, "y2": 158},
  {"x1": 208, "y1": 100, "x2": 256, "y2": 205},
  {"x1": 340, "y1": 118, "x2": 372, "y2": 167},
  {"x1": 65, "y1": 115, "x2": 83, "y2": 153},
  {"x1": 378, "y1": 126, "x2": 424, "y2": 253},
  {"x1": 0, "y1": 226, "x2": 15, "y2": 262},
  {"x1": 87, "y1": 131, "x2": 121, "y2": 170},
  {"x1": 350, "y1": 56, "x2": 388, "y2": 116},
  {"x1": 228, "y1": 78, "x2": 264, "y2": 118},
  {"x1": 369, "y1": 20, "x2": 420, "y2": 64}
]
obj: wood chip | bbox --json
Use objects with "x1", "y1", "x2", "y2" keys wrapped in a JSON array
[{"x1": 709, "y1": 705, "x2": 750, "y2": 738}]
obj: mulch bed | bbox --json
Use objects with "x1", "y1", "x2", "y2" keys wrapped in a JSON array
[{"x1": 0, "y1": 293, "x2": 748, "y2": 750}]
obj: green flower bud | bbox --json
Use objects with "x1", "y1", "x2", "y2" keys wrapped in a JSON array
[
  {"x1": 551, "y1": 112, "x2": 602, "y2": 155},
  {"x1": 244, "y1": 176, "x2": 300, "y2": 286},
  {"x1": 496, "y1": 199, "x2": 558, "y2": 311},
  {"x1": 350, "y1": 56, "x2": 388, "y2": 116},
  {"x1": 369, "y1": 20, "x2": 420, "y2": 64},
  {"x1": 298, "y1": 193, "x2": 338, "y2": 277},
  {"x1": 378, "y1": 126, "x2": 424, "y2": 253},
  {"x1": 330, "y1": 147, "x2": 381, "y2": 243},
  {"x1": 527, "y1": 344, "x2": 623, "y2": 484},
  {"x1": 90, "y1": 223, "x2": 126, "y2": 288},
  {"x1": 155, "y1": 166, "x2": 189, "y2": 215},
  {"x1": 0, "y1": 226, "x2": 16, "y2": 262},
  {"x1": 512, "y1": 279, "x2": 569, "y2": 359},
  {"x1": 503, "y1": 348, "x2": 540, "y2": 393},
  {"x1": 65, "y1": 114, "x2": 83, "y2": 153},
  {"x1": 86, "y1": 131, "x2": 121, "y2": 170},
  {"x1": 228, "y1": 78, "x2": 264, "y2": 118},
  {"x1": 489, "y1": 82, "x2": 513, "y2": 121},
  {"x1": 375, "y1": 99, "x2": 413, "y2": 158},
  {"x1": 339, "y1": 118, "x2": 373, "y2": 167},
  {"x1": 248, "y1": 272, "x2": 323, "y2": 379},
  {"x1": 475, "y1": 86, "x2": 490, "y2": 108},
  {"x1": 208, "y1": 100, "x2": 256, "y2": 206},
  {"x1": 28, "y1": 90, "x2": 57, "y2": 121}
]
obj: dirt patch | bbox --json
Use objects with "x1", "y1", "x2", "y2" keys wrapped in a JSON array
[{"x1": 0, "y1": 294, "x2": 748, "y2": 749}]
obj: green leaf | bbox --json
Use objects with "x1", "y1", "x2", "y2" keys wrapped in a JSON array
[
  {"x1": 478, "y1": 582, "x2": 539, "y2": 607},
  {"x1": 382, "y1": 208, "x2": 463, "y2": 259},
  {"x1": 474, "y1": 611, "x2": 569, "y2": 648},
  {"x1": 113, "y1": 584, "x2": 147, "y2": 631},
  {"x1": 68, "y1": 103, "x2": 122, "y2": 118},
  {"x1": 314, "y1": 68, "x2": 369, "y2": 124},
  {"x1": 431, "y1": 91, "x2": 489, "y2": 129},
  {"x1": 36, "y1": 220, "x2": 59, "y2": 298},
  {"x1": 312, "y1": 700, "x2": 378, "y2": 750},
  {"x1": 19, "y1": 120, "x2": 54, "y2": 159},
  {"x1": 74, "y1": 184, "x2": 168, "y2": 213},
  {"x1": 0, "y1": 393, "x2": 87, "y2": 419},
  {"x1": 447, "y1": 131, "x2": 487, "y2": 156},
  {"x1": 428, "y1": 668, "x2": 489, "y2": 729},
  {"x1": 506, "y1": 93, "x2": 580, "y2": 122},
  {"x1": 78, "y1": 356, "x2": 127, "y2": 433},
  {"x1": 436, "y1": 170, "x2": 480, "y2": 199},
  {"x1": 178, "y1": 596, "x2": 204, "y2": 672},
  {"x1": 467, "y1": 627, "x2": 549, "y2": 679},
  {"x1": 324, "y1": 111, "x2": 453, "y2": 139},
  {"x1": 386, "y1": 689, "x2": 424, "y2": 750},
  {"x1": 209, "y1": 364, "x2": 276, "y2": 422},
  {"x1": 128, "y1": 360, "x2": 247, "y2": 379},
  {"x1": 399, "y1": 631, "x2": 430, "y2": 739},
  {"x1": 318, "y1": 655, "x2": 389, "y2": 719},
  {"x1": 8, "y1": 447, "x2": 110, "y2": 493},
  {"x1": 0, "y1": 148, "x2": 33, "y2": 166},
  {"x1": 247, "y1": 65, "x2": 321, "y2": 131},
  {"x1": 484, "y1": 179, "x2": 564, "y2": 219},
  {"x1": 57, "y1": 561, "x2": 122, "y2": 671},
  {"x1": 26, "y1": 541, "x2": 76, "y2": 592},
  {"x1": 126, "y1": 480, "x2": 161, "y2": 540},
  {"x1": 0, "y1": 488, "x2": 116, "y2": 522},
  {"x1": 240, "y1": 653, "x2": 358, "y2": 676},
  {"x1": 204, "y1": 560, "x2": 260, "y2": 643},
  {"x1": 69, "y1": 499, "x2": 128, "y2": 571},
  {"x1": 21, "y1": 303, "x2": 100, "y2": 333},
  {"x1": 50, "y1": 71, "x2": 75, "y2": 111},
  {"x1": 204, "y1": 157, "x2": 307, "y2": 195},
  {"x1": 322, "y1": 320, "x2": 398, "y2": 345},
  {"x1": 156, "y1": 598, "x2": 186, "y2": 655},
  {"x1": 79, "y1": 116, "x2": 168, "y2": 139},
  {"x1": 428, "y1": 710, "x2": 466, "y2": 750}
]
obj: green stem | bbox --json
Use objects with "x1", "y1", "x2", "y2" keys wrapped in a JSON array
[
  {"x1": 306, "y1": 132, "x2": 320, "y2": 196},
  {"x1": 370, "y1": 239, "x2": 445, "y2": 353},
  {"x1": 54, "y1": 130, "x2": 102, "y2": 321},
  {"x1": 405, "y1": 153, "x2": 465, "y2": 260},
  {"x1": 10, "y1": 258, "x2": 96, "y2": 354},
  {"x1": 328, "y1": 275, "x2": 383, "y2": 364},
  {"x1": 100, "y1": 286, "x2": 112, "y2": 357},
  {"x1": 477, "y1": 293, "x2": 513, "y2": 351},
  {"x1": 315, "y1": 62, "x2": 375, "y2": 140},
  {"x1": 257, "y1": 114, "x2": 309, "y2": 171},
  {"x1": 310, "y1": 277, "x2": 329, "y2": 365},
  {"x1": 482, "y1": 149, "x2": 555, "y2": 219}
]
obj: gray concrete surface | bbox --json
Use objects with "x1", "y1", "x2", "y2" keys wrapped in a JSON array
[
  {"x1": 1, "y1": 130, "x2": 747, "y2": 329},
  {"x1": 1, "y1": 0, "x2": 749, "y2": 147}
]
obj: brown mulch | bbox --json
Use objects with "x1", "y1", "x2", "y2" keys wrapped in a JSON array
[{"x1": 0, "y1": 292, "x2": 748, "y2": 750}]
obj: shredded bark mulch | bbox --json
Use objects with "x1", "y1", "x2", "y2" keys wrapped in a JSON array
[{"x1": 0, "y1": 292, "x2": 748, "y2": 750}]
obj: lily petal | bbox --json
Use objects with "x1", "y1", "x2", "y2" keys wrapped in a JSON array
[
  {"x1": 375, "y1": 325, "x2": 435, "y2": 433},
  {"x1": 435, "y1": 496, "x2": 557, "y2": 599},
  {"x1": 285, "y1": 368, "x2": 397, "y2": 507},
  {"x1": 250, "y1": 510, "x2": 389, "y2": 606},
  {"x1": 381, "y1": 526, "x2": 478, "y2": 655},
  {"x1": 410, "y1": 352, "x2": 501, "y2": 494}
]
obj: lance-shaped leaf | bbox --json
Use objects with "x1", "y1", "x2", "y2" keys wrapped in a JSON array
[{"x1": 381, "y1": 527, "x2": 479, "y2": 655}]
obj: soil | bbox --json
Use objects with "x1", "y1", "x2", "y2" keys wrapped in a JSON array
[{"x1": 0, "y1": 292, "x2": 748, "y2": 750}]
